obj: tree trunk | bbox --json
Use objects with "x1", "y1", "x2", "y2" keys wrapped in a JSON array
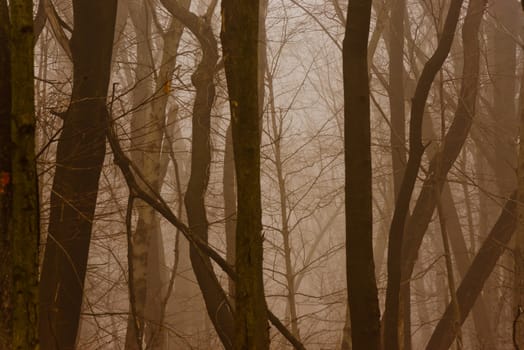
[
  {"x1": 38, "y1": 1, "x2": 117, "y2": 348},
  {"x1": 0, "y1": 0, "x2": 12, "y2": 346},
  {"x1": 388, "y1": 0, "x2": 411, "y2": 346},
  {"x1": 343, "y1": 0, "x2": 380, "y2": 349},
  {"x1": 221, "y1": 0, "x2": 270, "y2": 347},
  {"x1": 425, "y1": 193, "x2": 517, "y2": 350},
  {"x1": 384, "y1": 1, "x2": 464, "y2": 348},
  {"x1": 399, "y1": 0, "x2": 483, "y2": 324},
  {"x1": 8, "y1": 0, "x2": 40, "y2": 348}
]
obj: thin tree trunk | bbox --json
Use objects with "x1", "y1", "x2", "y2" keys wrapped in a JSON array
[
  {"x1": 8, "y1": 0, "x2": 39, "y2": 348},
  {"x1": 38, "y1": 2, "x2": 117, "y2": 348},
  {"x1": 388, "y1": 0, "x2": 411, "y2": 346},
  {"x1": 343, "y1": 0, "x2": 380, "y2": 349}
]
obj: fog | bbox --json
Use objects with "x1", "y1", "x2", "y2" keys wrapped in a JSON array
[{"x1": 3, "y1": 0, "x2": 524, "y2": 349}]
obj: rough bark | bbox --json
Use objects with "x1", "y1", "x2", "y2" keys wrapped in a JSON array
[
  {"x1": 383, "y1": 1, "x2": 464, "y2": 348},
  {"x1": 38, "y1": 1, "x2": 117, "y2": 348},
  {"x1": 221, "y1": 0, "x2": 270, "y2": 346},
  {"x1": 343, "y1": 0, "x2": 381, "y2": 349},
  {"x1": 0, "y1": 0, "x2": 12, "y2": 346},
  {"x1": 425, "y1": 194, "x2": 517, "y2": 350},
  {"x1": 8, "y1": 0, "x2": 40, "y2": 348}
]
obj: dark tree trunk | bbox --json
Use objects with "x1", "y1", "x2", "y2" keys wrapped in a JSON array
[
  {"x1": 7, "y1": 0, "x2": 40, "y2": 348},
  {"x1": 383, "y1": 1, "x2": 463, "y2": 348},
  {"x1": 343, "y1": 0, "x2": 381, "y2": 349},
  {"x1": 159, "y1": 0, "x2": 236, "y2": 347},
  {"x1": 425, "y1": 194, "x2": 517, "y2": 350},
  {"x1": 184, "y1": 16, "x2": 236, "y2": 350},
  {"x1": 221, "y1": 0, "x2": 270, "y2": 347},
  {"x1": 38, "y1": 1, "x2": 117, "y2": 349},
  {"x1": 401, "y1": 0, "x2": 485, "y2": 308},
  {"x1": 0, "y1": 0, "x2": 12, "y2": 346}
]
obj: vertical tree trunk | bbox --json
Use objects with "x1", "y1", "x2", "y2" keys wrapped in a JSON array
[
  {"x1": 221, "y1": 0, "x2": 270, "y2": 347},
  {"x1": 0, "y1": 0, "x2": 12, "y2": 347},
  {"x1": 38, "y1": 2, "x2": 117, "y2": 348},
  {"x1": 8, "y1": 0, "x2": 40, "y2": 348},
  {"x1": 516, "y1": 60, "x2": 524, "y2": 348},
  {"x1": 343, "y1": 0, "x2": 381, "y2": 349},
  {"x1": 224, "y1": 124, "x2": 236, "y2": 301},
  {"x1": 125, "y1": 4, "x2": 155, "y2": 348},
  {"x1": 388, "y1": 0, "x2": 411, "y2": 347}
]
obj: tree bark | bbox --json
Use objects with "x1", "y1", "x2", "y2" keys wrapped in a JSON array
[
  {"x1": 8, "y1": 0, "x2": 40, "y2": 348},
  {"x1": 343, "y1": 0, "x2": 381, "y2": 349},
  {"x1": 221, "y1": 0, "x2": 270, "y2": 346},
  {"x1": 38, "y1": 1, "x2": 117, "y2": 348},
  {"x1": 0, "y1": 0, "x2": 12, "y2": 346}
]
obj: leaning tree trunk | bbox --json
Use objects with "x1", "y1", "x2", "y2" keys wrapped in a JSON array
[
  {"x1": 383, "y1": 1, "x2": 463, "y2": 348},
  {"x1": 221, "y1": 0, "x2": 270, "y2": 347},
  {"x1": 343, "y1": 0, "x2": 381, "y2": 349},
  {"x1": 38, "y1": 1, "x2": 117, "y2": 349},
  {"x1": 7, "y1": 0, "x2": 40, "y2": 348}
]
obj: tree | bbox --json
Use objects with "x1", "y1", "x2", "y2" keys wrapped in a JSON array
[
  {"x1": 0, "y1": 0, "x2": 12, "y2": 345},
  {"x1": 383, "y1": 1, "x2": 464, "y2": 348},
  {"x1": 38, "y1": 1, "x2": 117, "y2": 348},
  {"x1": 221, "y1": 0, "x2": 270, "y2": 347},
  {"x1": 343, "y1": 0, "x2": 381, "y2": 349},
  {"x1": 0, "y1": 0, "x2": 40, "y2": 348}
]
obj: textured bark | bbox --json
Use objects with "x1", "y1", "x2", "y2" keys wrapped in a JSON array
[
  {"x1": 38, "y1": 1, "x2": 117, "y2": 349},
  {"x1": 343, "y1": 0, "x2": 380, "y2": 349},
  {"x1": 0, "y1": 0, "x2": 12, "y2": 347},
  {"x1": 383, "y1": 1, "x2": 463, "y2": 348},
  {"x1": 425, "y1": 194, "x2": 517, "y2": 350},
  {"x1": 221, "y1": 0, "x2": 270, "y2": 347},
  {"x1": 8, "y1": 0, "x2": 40, "y2": 348}
]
